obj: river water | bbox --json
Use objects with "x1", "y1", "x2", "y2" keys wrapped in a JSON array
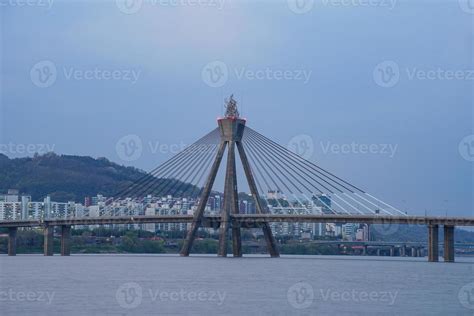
[{"x1": 0, "y1": 255, "x2": 473, "y2": 315}]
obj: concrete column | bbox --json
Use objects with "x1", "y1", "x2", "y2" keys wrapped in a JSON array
[
  {"x1": 376, "y1": 249, "x2": 381, "y2": 256},
  {"x1": 428, "y1": 224, "x2": 439, "y2": 262},
  {"x1": 44, "y1": 225, "x2": 54, "y2": 256},
  {"x1": 411, "y1": 247, "x2": 417, "y2": 257},
  {"x1": 8, "y1": 227, "x2": 17, "y2": 256},
  {"x1": 180, "y1": 142, "x2": 227, "y2": 257},
  {"x1": 444, "y1": 225, "x2": 455, "y2": 263},
  {"x1": 362, "y1": 245, "x2": 368, "y2": 256},
  {"x1": 218, "y1": 141, "x2": 237, "y2": 257},
  {"x1": 401, "y1": 245, "x2": 406, "y2": 257},
  {"x1": 390, "y1": 246, "x2": 395, "y2": 257},
  {"x1": 60, "y1": 225, "x2": 71, "y2": 256}
]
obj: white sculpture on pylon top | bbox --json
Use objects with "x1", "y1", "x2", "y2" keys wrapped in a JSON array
[{"x1": 225, "y1": 94, "x2": 239, "y2": 118}]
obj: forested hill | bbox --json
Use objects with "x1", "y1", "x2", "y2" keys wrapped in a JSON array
[{"x1": 0, "y1": 153, "x2": 147, "y2": 202}]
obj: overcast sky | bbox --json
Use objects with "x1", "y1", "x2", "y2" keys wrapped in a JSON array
[{"x1": 1, "y1": 0, "x2": 473, "y2": 216}]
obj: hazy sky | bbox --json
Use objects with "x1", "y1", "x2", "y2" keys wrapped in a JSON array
[{"x1": 1, "y1": 0, "x2": 473, "y2": 216}]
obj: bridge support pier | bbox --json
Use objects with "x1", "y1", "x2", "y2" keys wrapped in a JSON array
[
  {"x1": 389, "y1": 246, "x2": 395, "y2": 257},
  {"x1": 8, "y1": 227, "x2": 17, "y2": 256},
  {"x1": 428, "y1": 224, "x2": 439, "y2": 262},
  {"x1": 411, "y1": 247, "x2": 417, "y2": 257},
  {"x1": 60, "y1": 225, "x2": 71, "y2": 256},
  {"x1": 362, "y1": 245, "x2": 367, "y2": 256},
  {"x1": 218, "y1": 141, "x2": 241, "y2": 257},
  {"x1": 44, "y1": 225, "x2": 54, "y2": 256},
  {"x1": 401, "y1": 245, "x2": 406, "y2": 257},
  {"x1": 443, "y1": 225, "x2": 455, "y2": 263}
]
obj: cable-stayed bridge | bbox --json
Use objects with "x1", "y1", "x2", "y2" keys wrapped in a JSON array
[{"x1": 1, "y1": 95, "x2": 473, "y2": 262}]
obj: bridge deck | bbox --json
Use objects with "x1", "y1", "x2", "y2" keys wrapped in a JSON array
[{"x1": 0, "y1": 214, "x2": 473, "y2": 228}]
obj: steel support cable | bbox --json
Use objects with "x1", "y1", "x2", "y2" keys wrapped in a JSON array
[
  {"x1": 298, "y1": 192, "x2": 345, "y2": 215},
  {"x1": 246, "y1": 127, "x2": 359, "y2": 193},
  {"x1": 245, "y1": 139, "x2": 310, "y2": 215},
  {"x1": 154, "y1": 143, "x2": 217, "y2": 197},
  {"x1": 242, "y1": 143, "x2": 271, "y2": 193},
  {"x1": 325, "y1": 197, "x2": 352, "y2": 215},
  {"x1": 245, "y1": 132, "x2": 315, "y2": 194},
  {"x1": 180, "y1": 144, "x2": 218, "y2": 198},
  {"x1": 167, "y1": 144, "x2": 218, "y2": 197},
  {"x1": 351, "y1": 193, "x2": 394, "y2": 216},
  {"x1": 245, "y1": 141, "x2": 302, "y2": 215},
  {"x1": 244, "y1": 138, "x2": 293, "y2": 194},
  {"x1": 245, "y1": 134, "x2": 318, "y2": 212},
  {"x1": 246, "y1": 127, "x2": 365, "y2": 194},
  {"x1": 136, "y1": 129, "x2": 220, "y2": 196},
  {"x1": 243, "y1": 142, "x2": 288, "y2": 212},
  {"x1": 246, "y1": 129, "x2": 339, "y2": 194},
  {"x1": 331, "y1": 194, "x2": 365, "y2": 215},
  {"x1": 136, "y1": 132, "x2": 220, "y2": 198},
  {"x1": 188, "y1": 145, "x2": 220, "y2": 198},
  {"x1": 246, "y1": 130, "x2": 380, "y2": 216},
  {"x1": 342, "y1": 192, "x2": 378, "y2": 215},
  {"x1": 245, "y1": 128, "x2": 348, "y2": 194},
  {"x1": 118, "y1": 128, "x2": 219, "y2": 198},
  {"x1": 363, "y1": 193, "x2": 407, "y2": 216},
  {"x1": 246, "y1": 131, "x2": 330, "y2": 194},
  {"x1": 239, "y1": 145, "x2": 275, "y2": 211},
  {"x1": 113, "y1": 128, "x2": 219, "y2": 199},
  {"x1": 245, "y1": 151, "x2": 273, "y2": 210}
]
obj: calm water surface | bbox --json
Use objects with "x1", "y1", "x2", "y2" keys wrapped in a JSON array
[{"x1": 0, "y1": 255, "x2": 473, "y2": 315}]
